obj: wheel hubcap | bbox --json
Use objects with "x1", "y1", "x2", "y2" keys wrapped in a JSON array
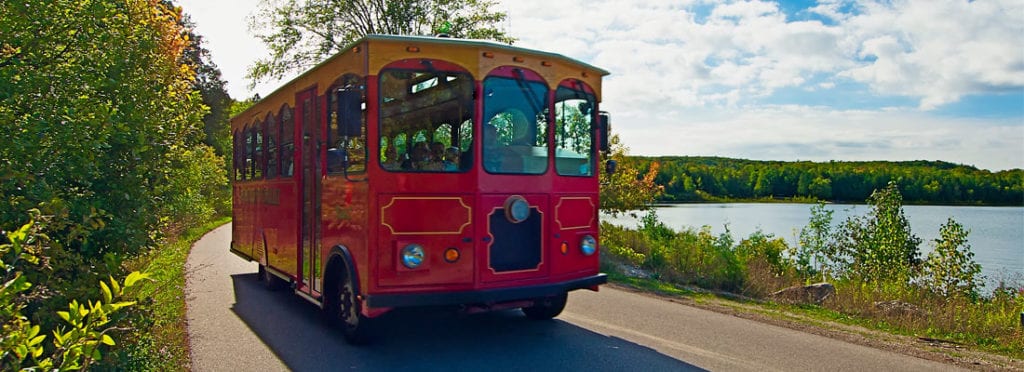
[{"x1": 340, "y1": 281, "x2": 358, "y2": 328}]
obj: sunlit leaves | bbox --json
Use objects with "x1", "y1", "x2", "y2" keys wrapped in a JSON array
[
  {"x1": 1, "y1": 0, "x2": 211, "y2": 262},
  {"x1": 1, "y1": 212, "x2": 145, "y2": 369},
  {"x1": 247, "y1": 0, "x2": 514, "y2": 83},
  {"x1": 599, "y1": 134, "x2": 664, "y2": 216},
  {"x1": 1, "y1": 1, "x2": 221, "y2": 367},
  {"x1": 123, "y1": 271, "x2": 149, "y2": 288}
]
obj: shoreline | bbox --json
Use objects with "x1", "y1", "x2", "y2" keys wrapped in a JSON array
[{"x1": 652, "y1": 199, "x2": 1024, "y2": 207}]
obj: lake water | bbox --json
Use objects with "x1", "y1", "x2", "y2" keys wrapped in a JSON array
[{"x1": 602, "y1": 203, "x2": 1024, "y2": 286}]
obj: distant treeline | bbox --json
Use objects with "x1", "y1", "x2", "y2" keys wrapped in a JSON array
[{"x1": 624, "y1": 156, "x2": 1024, "y2": 205}]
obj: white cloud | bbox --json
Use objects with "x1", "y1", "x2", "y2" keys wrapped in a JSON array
[
  {"x1": 504, "y1": 0, "x2": 1023, "y2": 111},
  {"x1": 495, "y1": 0, "x2": 1023, "y2": 169},
  {"x1": 829, "y1": 0, "x2": 1024, "y2": 109},
  {"x1": 616, "y1": 105, "x2": 1024, "y2": 170}
]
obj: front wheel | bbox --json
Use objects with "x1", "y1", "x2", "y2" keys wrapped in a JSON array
[
  {"x1": 522, "y1": 292, "x2": 568, "y2": 320},
  {"x1": 327, "y1": 272, "x2": 373, "y2": 344}
]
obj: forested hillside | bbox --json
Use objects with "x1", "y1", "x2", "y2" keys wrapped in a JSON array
[{"x1": 624, "y1": 156, "x2": 1023, "y2": 205}]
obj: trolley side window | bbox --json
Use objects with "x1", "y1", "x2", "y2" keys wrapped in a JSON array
[
  {"x1": 327, "y1": 74, "x2": 367, "y2": 176},
  {"x1": 280, "y1": 105, "x2": 295, "y2": 178},
  {"x1": 266, "y1": 114, "x2": 278, "y2": 179},
  {"x1": 234, "y1": 129, "x2": 243, "y2": 181},
  {"x1": 554, "y1": 80, "x2": 597, "y2": 177}
]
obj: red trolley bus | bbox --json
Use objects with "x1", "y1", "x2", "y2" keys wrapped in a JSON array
[{"x1": 230, "y1": 34, "x2": 611, "y2": 343}]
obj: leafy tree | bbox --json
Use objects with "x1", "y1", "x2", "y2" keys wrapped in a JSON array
[
  {"x1": 922, "y1": 218, "x2": 982, "y2": 298},
  {"x1": 630, "y1": 156, "x2": 1023, "y2": 205},
  {"x1": 173, "y1": 3, "x2": 234, "y2": 214},
  {"x1": 1, "y1": 0, "x2": 225, "y2": 345},
  {"x1": 230, "y1": 98, "x2": 259, "y2": 118},
  {"x1": 796, "y1": 201, "x2": 834, "y2": 278},
  {"x1": 248, "y1": 0, "x2": 515, "y2": 83},
  {"x1": 833, "y1": 182, "x2": 922, "y2": 283},
  {"x1": 808, "y1": 176, "x2": 832, "y2": 200},
  {"x1": 599, "y1": 134, "x2": 663, "y2": 216},
  {"x1": 176, "y1": 5, "x2": 233, "y2": 158},
  {"x1": 2, "y1": 0, "x2": 204, "y2": 250}
]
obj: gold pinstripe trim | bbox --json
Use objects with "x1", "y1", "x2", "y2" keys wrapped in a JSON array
[
  {"x1": 380, "y1": 197, "x2": 472, "y2": 235},
  {"x1": 554, "y1": 197, "x2": 595, "y2": 230},
  {"x1": 485, "y1": 202, "x2": 545, "y2": 275}
]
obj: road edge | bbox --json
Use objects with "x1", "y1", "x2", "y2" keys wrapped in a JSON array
[{"x1": 605, "y1": 282, "x2": 1023, "y2": 371}]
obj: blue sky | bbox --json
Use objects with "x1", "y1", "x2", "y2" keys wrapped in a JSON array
[{"x1": 178, "y1": 0, "x2": 1024, "y2": 170}]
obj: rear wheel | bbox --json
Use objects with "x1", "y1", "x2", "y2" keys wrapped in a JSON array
[
  {"x1": 522, "y1": 292, "x2": 568, "y2": 320},
  {"x1": 327, "y1": 271, "x2": 373, "y2": 344}
]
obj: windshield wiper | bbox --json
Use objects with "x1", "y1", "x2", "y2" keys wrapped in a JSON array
[{"x1": 513, "y1": 68, "x2": 544, "y2": 118}]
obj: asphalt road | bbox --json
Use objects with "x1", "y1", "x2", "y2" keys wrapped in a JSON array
[{"x1": 185, "y1": 224, "x2": 961, "y2": 371}]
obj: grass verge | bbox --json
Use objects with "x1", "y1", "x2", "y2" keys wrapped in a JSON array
[
  {"x1": 121, "y1": 217, "x2": 231, "y2": 371},
  {"x1": 604, "y1": 270, "x2": 1024, "y2": 370}
]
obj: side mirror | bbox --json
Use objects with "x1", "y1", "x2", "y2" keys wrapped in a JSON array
[
  {"x1": 335, "y1": 90, "x2": 362, "y2": 137},
  {"x1": 598, "y1": 111, "x2": 610, "y2": 152},
  {"x1": 605, "y1": 159, "x2": 617, "y2": 175}
]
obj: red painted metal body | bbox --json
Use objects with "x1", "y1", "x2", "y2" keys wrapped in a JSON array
[{"x1": 230, "y1": 35, "x2": 608, "y2": 317}]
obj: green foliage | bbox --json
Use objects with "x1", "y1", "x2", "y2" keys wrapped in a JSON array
[
  {"x1": 1, "y1": 0, "x2": 229, "y2": 368},
  {"x1": 177, "y1": 8, "x2": 233, "y2": 158},
  {"x1": 602, "y1": 211, "x2": 747, "y2": 291},
  {"x1": 1, "y1": 0, "x2": 217, "y2": 259},
  {"x1": 635, "y1": 156, "x2": 1023, "y2": 205},
  {"x1": 735, "y1": 230, "x2": 792, "y2": 276},
  {"x1": 1, "y1": 211, "x2": 145, "y2": 370},
  {"x1": 111, "y1": 216, "x2": 231, "y2": 370},
  {"x1": 158, "y1": 146, "x2": 230, "y2": 224},
  {"x1": 796, "y1": 201, "x2": 833, "y2": 278},
  {"x1": 247, "y1": 0, "x2": 515, "y2": 83},
  {"x1": 599, "y1": 134, "x2": 664, "y2": 216},
  {"x1": 600, "y1": 182, "x2": 1021, "y2": 357},
  {"x1": 826, "y1": 278, "x2": 1022, "y2": 357},
  {"x1": 833, "y1": 182, "x2": 922, "y2": 283},
  {"x1": 922, "y1": 218, "x2": 982, "y2": 299},
  {"x1": 230, "y1": 98, "x2": 258, "y2": 118},
  {"x1": 598, "y1": 223, "x2": 646, "y2": 267}
]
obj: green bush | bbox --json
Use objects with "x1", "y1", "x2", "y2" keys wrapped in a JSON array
[
  {"x1": 922, "y1": 218, "x2": 982, "y2": 299},
  {"x1": 832, "y1": 182, "x2": 922, "y2": 284},
  {"x1": 600, "y1": 182, "x2": 1021, "y2": 356},
  {"x1": 1, "y1": 210, "x2": 146, "y2": 370},
  {"x1": 796, "y1": 201, "x2": 833, "y2": 278}
]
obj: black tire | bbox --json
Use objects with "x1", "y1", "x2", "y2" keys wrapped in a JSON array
[
  {"x1": 522, "y1": 292, "x2": 568, "y2": 320},
  {"x1": 326, "y1": 271, "x2": 373, "y2": 345},
  {"x1": 258, "y1": 264, "x2": 285, "y2": 291}
]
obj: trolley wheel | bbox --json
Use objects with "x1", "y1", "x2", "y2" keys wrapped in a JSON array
[
  {"x1": 327, "y1": 271, "x2": 373, "y2": 345},
  {"x1": 258, "y1": 264, "x2": 285, "y2": 291},
  {"x1": 522, "y1": 292, "x2": 568, "y2": 320}
]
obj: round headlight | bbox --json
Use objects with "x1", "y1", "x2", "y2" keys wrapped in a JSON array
[
  {"x1": 401, "y1": 244, "x2": 426, "y2": 269},
  {"x1": 504, "y1": 196, "x2": 530, "y2": 224},
  {"x1": 580, "y1": 235, "x2": 597, "y2": 256}
]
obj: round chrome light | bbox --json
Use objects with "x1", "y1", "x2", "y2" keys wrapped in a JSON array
[
  {"x1": 504, "y1": 195, "x2": 530, "y2": 223},
  {"x1": 401, "y1": 244, "x2": 426, "y2": 269},
  {"x1": 580, "y1": 235, "x2": 597, "y2": 256}
]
